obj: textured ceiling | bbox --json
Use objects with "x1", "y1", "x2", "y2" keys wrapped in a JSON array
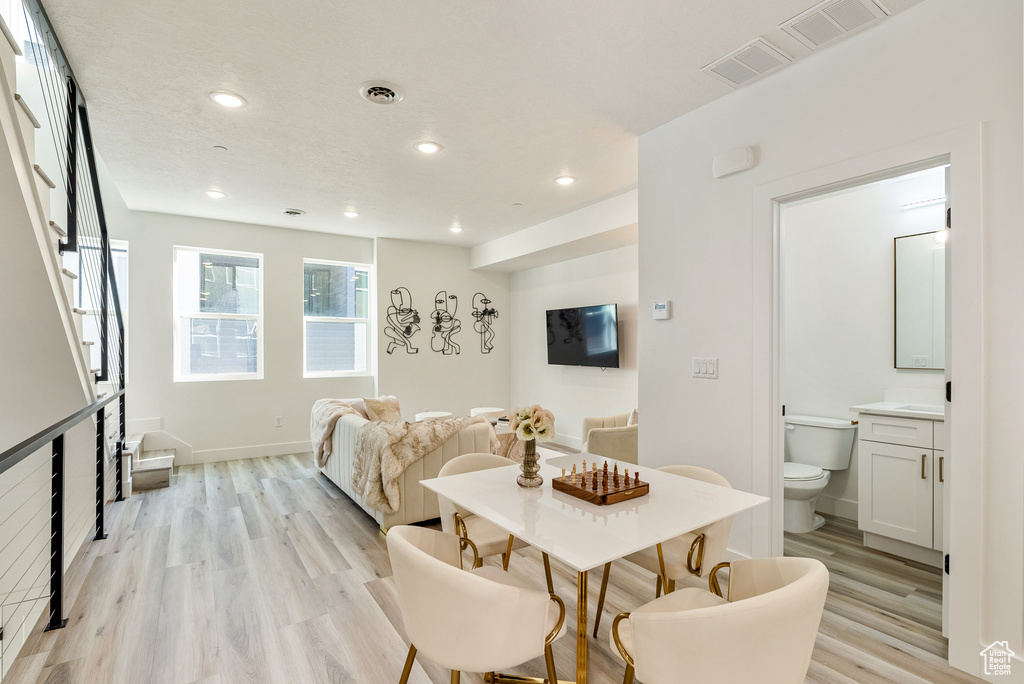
[{"x1": 41, "y1": 0, "x2": 921, "y2": 245}]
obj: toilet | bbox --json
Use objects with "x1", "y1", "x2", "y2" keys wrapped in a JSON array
[{"x1": 783, "y1": 414, "x2": 857, "y2": 533}]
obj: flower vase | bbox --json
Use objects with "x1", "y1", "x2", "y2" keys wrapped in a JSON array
[{"x1": 517, "y1": 439, "x2": 543, "y2": 488}]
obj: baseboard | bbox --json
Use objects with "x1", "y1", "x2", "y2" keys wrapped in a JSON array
[
  {"x1": 191, "y1": 440, "x2": 312, "y2": 465},
  {"x1": 816, "y1": 494, "x2": 858, "y2": 522}
]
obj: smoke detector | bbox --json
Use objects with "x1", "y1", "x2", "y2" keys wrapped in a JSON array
[
  {"x1": 359, "y1": 81, "x2": 404, "y2": 105},
  {"x1": 283, "y1": 208, "x2": 306, "y2": 216}
]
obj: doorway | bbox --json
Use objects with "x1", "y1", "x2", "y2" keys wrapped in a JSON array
[{"x1": 777, "y1": 163, "x2": 950, "y2": 640}]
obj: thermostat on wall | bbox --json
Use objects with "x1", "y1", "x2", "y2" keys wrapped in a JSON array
[{"x1": 653, "y1": 301, "x2": 671, "y2": 320}]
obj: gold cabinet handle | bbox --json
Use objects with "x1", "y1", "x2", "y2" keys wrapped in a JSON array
[
  {"x1": 921, "y1": 454, "x2": 927, "y2": 480},
  {"x1": 939, "y1": 456, "x2": 944, "y2": 483}
]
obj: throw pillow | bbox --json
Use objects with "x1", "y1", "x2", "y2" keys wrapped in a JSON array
[
  {"x1": 627, "y1": 408, "x2": 639, "y2": 426},
  {"x1": 339, "y1": 397, "x2": 369, "y2": 419},
  {"x1": 364, "y1": 395, "x2": 402, "y2": 422}
]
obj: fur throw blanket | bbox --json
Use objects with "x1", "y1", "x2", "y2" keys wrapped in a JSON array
[
  {"x1": 352, "y1": 416, "x2": 498, "y2": 514},
  {"x1": 310, "y1": 399, "x2": 359, "y2": 468}
]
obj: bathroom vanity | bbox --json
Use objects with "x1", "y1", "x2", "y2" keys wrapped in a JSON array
[{"x1": 852, "y1": 402, "x2": 946, "y2": 567}]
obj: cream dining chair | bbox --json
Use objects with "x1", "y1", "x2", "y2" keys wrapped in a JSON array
[
  {"x1": 592, "y1": 465, "x2": 733, "y2": 636},
  {"x1": 437, "y1": 453, "x2": 555, "y2": 591},
  {"x1": 387, "y1": 525, "x2": 567, "y2": 683},
  {"x1": 582, "y1": 413, "x2": 638, "y2": 464},
  {"x1": 609, "y1": 556, "x2": 829, "y2": 684}
]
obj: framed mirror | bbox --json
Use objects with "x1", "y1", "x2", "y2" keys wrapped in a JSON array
[{"x1": 894, "y1": 230, "x2": 946, "y2": 369}]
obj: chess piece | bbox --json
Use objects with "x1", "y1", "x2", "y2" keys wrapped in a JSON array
[
  {"x1": 592, "y1": 462, "x2": 597, "y2": 473},
  {"x1": 625, "y1": 468, "x2": 630, "y2": 481},
  {"x1": 634, "y1": 471, "x2": 640, "y2": 486},
  {"x1": 613, "y1": 463, "x2": 619, "y2": 486},
  {"x1": 561, "y1": 468, "x2": 566, "y2": 480},
  {"x1": 582, "y1": 459, "x2": 587, "y2": 472},
  {"x1": 603, "y1": 462, "x2": 609, "y2": 478},
  {"x1": 592, "y1": 472, "x2": 599, "y2": 491}
]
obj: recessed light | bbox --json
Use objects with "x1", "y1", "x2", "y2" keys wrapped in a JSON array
[
  {"x1": 450, "y1": 226, "x2": 463, "y2": 233},
  {"x1": 416, "y1": 141, "x2": 441, "y2": 154},
  {"x1": 206, "y1": 190, "x2": 225, "y2": 199},
  {"x1": 210, "y1": 91, "x2": 247, "y2": 108},
  {"x1": 555, "y1": 176, "x2": 576, "y2": 185},
  {"x1": 344, "y1": 210, "x2": 360, "y2": 218}
]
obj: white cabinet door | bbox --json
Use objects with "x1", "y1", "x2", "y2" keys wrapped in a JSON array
[
  {"x1": 858, "y1": 440, "x2": 933, "y2": 547},
  {"x1": 933, "y1": 450, "x2": 946, "y2": 551}
]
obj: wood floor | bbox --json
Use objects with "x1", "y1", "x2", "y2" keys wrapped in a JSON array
[{"x1": 4, "y1": 454, "x2": 984, "y2": 684}]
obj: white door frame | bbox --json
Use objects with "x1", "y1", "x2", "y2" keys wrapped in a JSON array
[{"x1": 751, "y1": 125, "x2": 984, "y2": 673}]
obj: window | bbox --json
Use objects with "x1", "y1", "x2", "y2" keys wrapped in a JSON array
[
  {"x1": 303, "y1": 259, "x2": 371, "y2": 376},
  {"x1": 173, "y1": 246, "x2": 263, "y2": 381}
]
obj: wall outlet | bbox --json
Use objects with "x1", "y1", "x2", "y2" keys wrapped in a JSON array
[
  {"x1": 274, "y1": 416, "x2": 283, "y2": 427},
  {"x1": 692, "y1": 357, "x2": 719, "y2": 379}
]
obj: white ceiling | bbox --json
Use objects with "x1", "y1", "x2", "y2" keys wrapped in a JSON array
[{"x1": 42, "y1": 0, "x2": 922, "y2": 246}]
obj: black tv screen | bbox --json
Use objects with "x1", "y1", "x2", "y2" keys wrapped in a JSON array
[{"x1": 546, "y1": 304, "x2": 619, "y2": 368}]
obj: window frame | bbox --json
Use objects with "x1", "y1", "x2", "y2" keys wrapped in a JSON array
[
  {"x1": 173, "y1": 245, "x2": 264, "y2": 383},
  {"x1": 302, "y1": 258, "x2": 373, "y2": 378}
]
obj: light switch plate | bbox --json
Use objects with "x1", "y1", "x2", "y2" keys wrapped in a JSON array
[{"x1": 692, "y1": 357, "x2": 719, "y2": 379}]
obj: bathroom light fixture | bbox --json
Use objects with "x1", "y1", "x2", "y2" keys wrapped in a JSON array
[
  {"x1": 209, "y1": 91, "x2": 247, "y2": 108},
  {"x1": 344, "y1": 210, "x2": 359, "y2": 218},
  {"x1": 555, "y1": 176, "x2": 576, "y2": 185},
  {"x1": 900, "y1": 196, "x2": 946, "y2": 209},
  {"x1": 450, "y1": 226, "x2": 463, "y2": 233},
  {"x1": 416, "y1": 141, "x2": 441, "y2": 154},
  {"x1": 206, "y1": 190, "x2": 225, "y2": 199}
]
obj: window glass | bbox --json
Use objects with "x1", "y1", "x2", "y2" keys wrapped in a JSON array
[{"x1": 303, "y1": 260, "x2": 371, "y2": 376}]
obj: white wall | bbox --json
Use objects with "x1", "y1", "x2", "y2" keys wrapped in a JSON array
[
  {"x1": 784, "y1": 169, "x2": 946, "y2": 519},
  {"x1": 127, "y1": 212, "x2": 375, "y2": 463},
  {"x1": 509, "y1": 244, "x2": 638, "y2": 447},
  {"x1": 638, "y1": 0, "x2": 1022, "y2": 676},
  {"x1": 375, "y1": 238, "x2": 511, "y2": 420}
]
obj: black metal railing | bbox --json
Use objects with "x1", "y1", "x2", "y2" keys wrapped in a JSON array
[
  {"x1": 0, "y1": 390, "x2": 125, "y2": 635},
  {"x1": 15, "y1": 0, "x2": 124, "y2": 392}
]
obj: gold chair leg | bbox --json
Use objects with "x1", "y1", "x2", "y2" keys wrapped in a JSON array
[
  {"x1": 592, "y1": 562, "x2": 612, "y2": 637},
  {"x1": 667, "y1": 578, "x2": 676, "y2": 594},
  {"x1": 503, "y1": 534, "x2": 515, "y2": 571},
  {"x1": 542, "y1": 552, "x2": 554, "y2": 594},
  {"x1": 655, "y1": 575, "x2": 662, "y2": 598},
  {"x1": 473, "y1": 557, "x2": 483, "y2": 569},
  {"x1": 399, "y1": 645, "x2": 417, "y2": 684},
  {"x1": 544, "y1": 643, "x2": 559, "y2": 684},
  {"x1": 623, "y1": 664, "x2": 635, "y2": 684},
  {"x1": 451, "y1": 671, "x2": 461, "y2": 684}
]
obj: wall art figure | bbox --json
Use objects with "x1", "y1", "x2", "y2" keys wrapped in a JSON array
[
  {"x1": 385, "y1": 287, "x2": 420, "y2": 354},
  {"x1": 430, "y1": 290, "x2": 461, "y2": 355},
  {"x1": 471, "y1": 292, "x2": 498, "y2": 354}
]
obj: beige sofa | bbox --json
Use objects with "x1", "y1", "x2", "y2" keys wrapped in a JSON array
[
  {"x1": 320, "y1": 412, "x2": 494, "y2": 530},
  {"x1": 582, "y1": 412, "x2": 638, "y2": 464}
]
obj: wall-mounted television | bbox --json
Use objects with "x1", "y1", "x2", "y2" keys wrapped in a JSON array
[{"x1": 546, "y1": 304, "x2": 619, "y2": 368}]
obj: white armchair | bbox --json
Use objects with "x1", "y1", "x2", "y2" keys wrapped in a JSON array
[
  {"x1": 610, "y1": 556, "x2": 829, "y2": 684},
  {"x1": 582, "y1": 413, "x2": 638, "y2": 464},
  {"x1": 387, "y1": 525, "x2": 567, "y2": 683},
  {"x1": 593, "y1": 465, "x2": 733, "y2": 635}
]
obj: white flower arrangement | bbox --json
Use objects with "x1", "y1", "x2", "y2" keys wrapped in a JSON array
[{"x1": 509, "y1": 405, "x2": 556, "y2": 442}]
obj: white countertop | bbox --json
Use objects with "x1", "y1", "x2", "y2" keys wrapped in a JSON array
[
  {"x1": 420, "y1": 452, "x2": 768, "y2": 572},
  {"x1": 850, "y1": 401, "x2": 945, "y2": 420}
]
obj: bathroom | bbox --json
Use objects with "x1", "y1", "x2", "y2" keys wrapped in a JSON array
[{"x1": 780, "y1": 165, "x2": 949, "y2": 628}]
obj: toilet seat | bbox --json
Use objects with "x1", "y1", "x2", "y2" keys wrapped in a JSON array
[{"x1": 784, "y1": 462, "x2": 825, "y2": 481}]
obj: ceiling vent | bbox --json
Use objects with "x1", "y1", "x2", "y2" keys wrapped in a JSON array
[
  {"x1": 702, "y1": 38, "x2": 793, "y2": 88},
  {"x1": 781, "y1": 0, "x2": 890, "y2": 50},
  {"x1": 359, "y1": 81, "x2": 404, "y2": 105}
]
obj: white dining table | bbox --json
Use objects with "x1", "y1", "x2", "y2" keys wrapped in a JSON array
[{"x1": 420, "y1": 451, "x2": 769, "y2": 684}]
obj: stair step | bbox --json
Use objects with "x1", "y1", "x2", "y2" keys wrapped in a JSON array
[
  {"x1": 61, "y1": 267, "x2": 78, "y2": 279},
  {"x1": 14, "y1": 94, "x2": 41, "y2": 129},
  {"x1": 133, "y1": 451, "x2": 174, "y2": 490},
  {"x1": 0, "y1": 13, "x2": 21, "y2": 56},
  {"x1": 73, "y1": 307, "x2": 88, "y2": 314},
  {"x1": 49, "y1": 221, "x2": 67, "y2": 238},
  {"x1": 82, "y1": 340, "x2": 94, "y2": 346},
  {"x1": 34, "y1": 165, "x2": 56, "y2": 189}
]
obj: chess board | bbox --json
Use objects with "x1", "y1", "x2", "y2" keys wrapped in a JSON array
[{"x1": 551, "y1": 461, "x2": 649, "y2": 506}]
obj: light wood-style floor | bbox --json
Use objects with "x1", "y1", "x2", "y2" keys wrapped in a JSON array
[{"x1": 4, "y1": 454, "x2": 984, "y2": 684}]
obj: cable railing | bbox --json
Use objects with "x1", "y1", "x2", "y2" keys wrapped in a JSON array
[
  {"x1": 1, "y1": 1, "x2": 127, "y2": 675},
  {"x1": 4, "y1": 0, "x2": 124, "y2": 393}
]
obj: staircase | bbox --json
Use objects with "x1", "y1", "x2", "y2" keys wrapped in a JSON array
[{"x1": 123, "y1": 433, "x2": 174, "y2": 491}]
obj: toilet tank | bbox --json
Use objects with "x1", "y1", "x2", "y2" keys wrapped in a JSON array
[{"x1": 784, "y1": 414, "x2": 857, "y2": 470}]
